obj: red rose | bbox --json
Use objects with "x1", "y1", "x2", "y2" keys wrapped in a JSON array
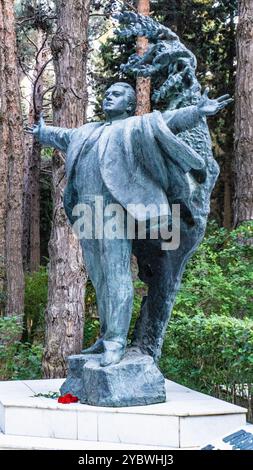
[{"x1": 58, "y1": 393, "x2": 79, "y2": 404}]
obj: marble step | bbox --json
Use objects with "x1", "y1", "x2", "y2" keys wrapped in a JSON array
[
  {"x1": 0, "y1": 432, "x2": 170, "y2": 450},
  {"x1": 0, "y1": 378, "x2": 247, "y2": 449}
]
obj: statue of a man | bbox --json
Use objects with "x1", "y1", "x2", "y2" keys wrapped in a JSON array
[{"x1": 30, "y1": 82, "x2": 231, "y2": 367}]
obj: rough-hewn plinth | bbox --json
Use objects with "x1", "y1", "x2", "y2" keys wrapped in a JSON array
[{"x1": 60, "y1": 350, "x2": 166, "y2": 407}]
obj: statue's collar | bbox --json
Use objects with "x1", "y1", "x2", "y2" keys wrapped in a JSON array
[{"x1": 104, "y1": 115, "x2": 129, "y2": 126}]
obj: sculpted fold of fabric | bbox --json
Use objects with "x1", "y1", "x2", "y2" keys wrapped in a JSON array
[{"x1": 39, "y1": 107, "x2": 207, "y2": 229}]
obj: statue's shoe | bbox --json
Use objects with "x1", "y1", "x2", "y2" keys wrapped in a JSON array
[
  {"x1": 100, "y1": 346, "x2": 125, "y2": 367},
  {"x1": 81, "y1": 338, "x2": 104, "y2": 354}
]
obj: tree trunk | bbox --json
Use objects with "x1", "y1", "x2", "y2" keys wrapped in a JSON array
[
  {"x1": 223, "y1": 9, "x2": 236, "y2": 229},
  {"x1": 23, "y1": 30, "x2": 46, "y2": 272},
  {"x1": 0, "y1": 0, "x2": 24, "y2": 318},
  {"x1": 135, "y1": 0, "x2": 151, "y2": 115},
  {"x1": 0, "y1": 3, "x2": 8, "y2": 313},
  {"x1": 42, "y1": 0, "x2": 90, "y2": 378},
  {"x1": 234, "y1": 0, "x2": 253, "y2": 225},
  {"x1": 223, "y1": 151, "x2": 233, "y2": 229}
]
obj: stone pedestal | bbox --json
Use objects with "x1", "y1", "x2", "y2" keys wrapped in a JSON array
[
  {"x1": 60, "y1": 350, "x2": 166, "y2": 407},
  {"x1": 0, "y1": 378, "x2": 248, "y2": 449}
]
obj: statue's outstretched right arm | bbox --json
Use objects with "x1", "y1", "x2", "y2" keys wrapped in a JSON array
[{"x1": 27, "y1": 114, "x2": 74, "y2": 154}]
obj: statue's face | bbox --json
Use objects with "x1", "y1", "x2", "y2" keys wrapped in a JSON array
[{"x1": 103, "y1": 85, "x2": 131, "y2": 118}]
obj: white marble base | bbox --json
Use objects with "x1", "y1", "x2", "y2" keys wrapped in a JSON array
[
  {"x1": 0, "y1": 432, "x2": 170, "y2": 450},
  {"x1": 0, "y1": 378, "x2": 247, "y2": 449}
]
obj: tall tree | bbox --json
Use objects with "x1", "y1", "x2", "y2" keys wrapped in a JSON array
[
  {"x1": 234, "y1": 0, "x2": 253, "y2": 225},
  {"x1": 0, "y1": 0, "x2": 25, "y2": 318},
  {"x1": 42, "y1": 0, "x2": 91, "y2": 378},
  {"x1": 22, "y1": 30, "x2": 51, "y2": 271},
  {"x1": 135, "y1": 0, "x2": 151, "y2": 115},
  {"x1": 15, "y1": 1, "x2": 56, "y2": 272}
]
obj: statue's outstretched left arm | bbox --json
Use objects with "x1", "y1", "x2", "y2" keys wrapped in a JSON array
[
  {"x1": 26, "y1": 113, "x2": 74, "y2": 154},
  {"x1": 163, "y1": 88, "x2": 233, "y2": 134}
]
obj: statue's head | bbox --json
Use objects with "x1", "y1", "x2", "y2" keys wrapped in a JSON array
[{"x1": 103, "y1": 82, "x2": 136, "y2": 119}]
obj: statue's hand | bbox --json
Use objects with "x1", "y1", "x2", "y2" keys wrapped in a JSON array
[
  {"x1": 197, "y1": 88, "x2": 233, "y2": 117},
  {"x1": 25, "y1": 113, "x2": 45, "y2": 138}
]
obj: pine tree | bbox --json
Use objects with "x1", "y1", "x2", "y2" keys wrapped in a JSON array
[
  {"x1": 16, "y1": 0, "x2": 56, "y2": 272},
  {"x1": 0, "y1": 0, "x2": 25, "y2": 319},
  {"x1": 42, "y1": 0, "x2": 91, "y2": 378},
  {"x1": 135, "y1": 0, "x2": 151, "y2": 115},
  {"x1": 234, "y1": 0, "x2": 253, "y2": 225}
]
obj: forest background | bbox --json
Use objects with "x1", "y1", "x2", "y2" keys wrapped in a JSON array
[{"x1": 0, "y1": 0, "x2": 252, "y2": 421}]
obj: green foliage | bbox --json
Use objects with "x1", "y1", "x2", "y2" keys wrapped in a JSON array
[
  {"x1": 159, "y1": 221, "x2": 253, "y2": 418},
  {"x1": 174, "y1": 221, "x2": 253, "y2": 318},
  {"x1": 0, "y1": 268, "x2": 48, "y2": 380},
  {"x1": 9, "y1": 343, "x2": 43, "y2": 381},
  {"x1": 0, "y1": 291, "x2": 7, "y2": 313},
  {"x1": 160, "y1": 313, "x2": 253, "y2": 402},
  {"x1": 83, "y1": 318, "x2": 100, "y2": 349},
  {"x1": 23, "y1": 266, "x2": 48, "y2": 342},
  {"x1": 0, "y1": 316, "x2": 43, "y2": 380},
  {"x1": 0, "y1": 315, "x2": 23, "y2": 345},
  {"x1": 128, "y1": 279, "x2": 147, "y2": 341},
  {"x1": 40, "y1": 167, "x2": 53, "y2": 265},
  {"x1": 85, "y1": 279, "x2": 97, "y2": 313},
  {"x1": 83, "y1": 279, "x2": 100, "y2": 348},
  {"x1": 33, "y1": 391, "x2": 59, "y2": 398}
]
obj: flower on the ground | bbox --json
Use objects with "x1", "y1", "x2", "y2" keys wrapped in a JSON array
[{"x1": 58, "y1": 393, "x2": 79, "y2": 404}]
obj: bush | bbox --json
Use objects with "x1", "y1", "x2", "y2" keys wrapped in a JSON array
[
  {"x1": 0, "y1": 316, "x2": 43, "y2": 380},
  {"x1": 174, "y1": 221, "x2": 253, "y2": 318},
  {"x1": 160, "y1": 313, "x2": 253, "y2": 420},
  {"x1": 0, "y1": 266, "x2": 48, "y2": 380},
  {"x1": 23, "y1": 266, "x2": 48, "y2": 343},
  {"x1": 10, "y1": 343, "x2": 43, "y2": 380}
]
